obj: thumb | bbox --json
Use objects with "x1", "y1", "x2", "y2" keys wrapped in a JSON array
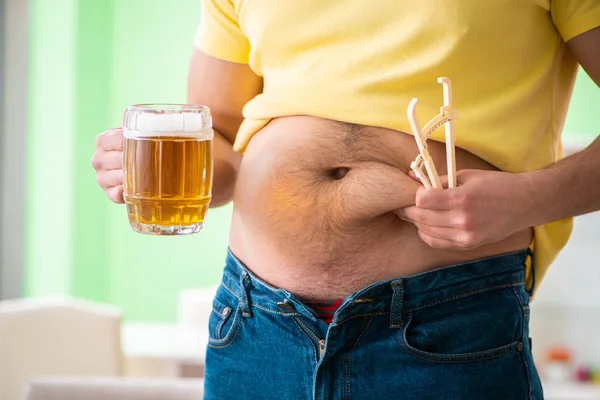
[
  {"x1": 437, "y1": 173, "x2": 464, "y2": 189},
  {"x1": 436, "y1": 174, "x2": 449, "y2": 189},
  {"x1": 410, "y1": 171, "x2": 450, "y2": 189}
]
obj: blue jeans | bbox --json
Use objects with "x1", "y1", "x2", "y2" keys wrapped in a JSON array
[{"x1": 203, "y1": 249, "x2": 543, "y2": 400}]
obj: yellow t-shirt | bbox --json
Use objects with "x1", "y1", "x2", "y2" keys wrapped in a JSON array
[{"x1": 195, "y1": 0, "x2": 600, "y2": 293}]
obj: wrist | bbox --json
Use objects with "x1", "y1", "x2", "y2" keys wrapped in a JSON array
[
  {"x1": 210, "y1": 158, "x2": 238, "y2": 207},
  {"x1": 518, "y1": 169, "x2": 561, "y2": 227}
]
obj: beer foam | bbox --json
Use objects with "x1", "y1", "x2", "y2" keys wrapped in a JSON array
[
  {"x1": 134, "y1": 111, "x2": 207, "y2": 130},
  {"x1": 124, "y1": 110, "x2": 213, "y2": 139},
  {"x1": 124, "y1": 128, "x2": 214, "y2": 140}
]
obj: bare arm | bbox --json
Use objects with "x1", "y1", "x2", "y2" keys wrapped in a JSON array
[
  {"x1": 526, "y1": 26, "x2": 600, "y2": 225},
  {"x1": 187, "y1": 49, "x2": 262, "y2": 207}
]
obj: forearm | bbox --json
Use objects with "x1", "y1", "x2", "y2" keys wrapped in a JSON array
[
  {"x1": 210, "y1": 130, "x2": 241, "y2": 207},
  {"x1": 525, "y1": 136, "x2": 600, "y2": 225}
]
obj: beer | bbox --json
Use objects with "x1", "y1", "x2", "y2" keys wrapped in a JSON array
[{"x1": 122, "y1": 105, "x2": 213, "y2": 235}]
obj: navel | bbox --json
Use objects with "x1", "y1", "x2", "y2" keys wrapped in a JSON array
[{"x1": 330, "y1": 167, "x2": 350, "y2": 180}]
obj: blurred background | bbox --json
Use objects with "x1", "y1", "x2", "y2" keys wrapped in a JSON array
[{"x1": 0, "y1": 0, "x2": 599, "y2": 399}]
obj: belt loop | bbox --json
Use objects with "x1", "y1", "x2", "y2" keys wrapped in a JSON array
[
  {"x1": 390, "y1": 279, "x2": 404, "y2": 328},
  {"x1": 525, "y1": 247, "x2": 536, "y2": 298},
  {"x1": 239, "y1": 271, "x2": 253, "y2": 318}
]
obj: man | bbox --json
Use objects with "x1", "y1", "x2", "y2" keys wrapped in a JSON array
[{"x1": 92, "y1": 1, "x2": 600, "y2": 398}]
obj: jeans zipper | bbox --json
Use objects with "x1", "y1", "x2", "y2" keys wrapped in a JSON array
[{"x1": 319, "y1": 339, "x2": 325, "y2": 357}]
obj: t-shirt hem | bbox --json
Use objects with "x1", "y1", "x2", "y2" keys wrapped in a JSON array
[
  {"x1": 194, "y1": 38, "x2": 250, "y2": 65},
  {"x1": 559, "y1": 10, "x2": 600, "y2": 41}
]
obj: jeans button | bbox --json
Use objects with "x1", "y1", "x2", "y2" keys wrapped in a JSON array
[
  {"x1": 277, "y1": 301, "x2": 295, "y2": 311},
  {"x1": 517, "y1": 342, "x2": 524, "y2": 351}
]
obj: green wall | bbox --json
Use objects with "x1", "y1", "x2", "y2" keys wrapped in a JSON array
[
  {"x1": 26, "y1": 0, "x2": 229, "y2": 322},
  {"x1": 25, "y1": 0, "x2": 599, "y2": 322},
  {"x1": 564, "y1": 70, "x2": 600, "y2": 143},
  {"x1": 26, "y1": 0, "x2": 78, "y2": 296}
]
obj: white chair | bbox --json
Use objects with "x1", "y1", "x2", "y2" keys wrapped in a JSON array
[
  {"x1": 23, "y1": 377, "x2": 204, "y2": 400},
  {"x1": 0, "y1": 296, "x2": 123, "y2": 400},
  {"x1": 177, "y1": 286, "x2": 218, "y2": 329},
  {"x1": 120, "y1": 287, "x2": 216, "y2": 379}
]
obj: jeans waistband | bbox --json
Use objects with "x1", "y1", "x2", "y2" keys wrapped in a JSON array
[{"x1": 222, "y1": 248, "x2": 530, "y2": 326}]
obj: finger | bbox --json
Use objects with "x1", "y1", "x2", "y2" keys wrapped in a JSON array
[
  {"x1": 97, "y1": 169, "x2": 124, "y2": 189},
  {"x1": 396, "y1": 206, "x2": 456, "y2": 228},
  {"x1": 414, "y1": 223, "x2": 460, "y2": 241},
  {"x1": 417, "y1": 229, "x2": 476, "y2": 250},
  {"x1": 395, "y1": 208, "x2": 409, "y2": 222},
  {"x1": 417, "y1": 230, "x2": 460, "y2": 250},
  {"x1": 437, "y1": 175, "x2": 449, "y2": 189},
  {"x1": 91, "y1": 151, "x2": 123, "y2": 171},
  {"x1": 415, "y1": 224, "x2": 478, "y2": 249},
  {"x1": 96, "y1": 128, "x2": 123, "y2": 151},
  {"x1": 455, "y1": 169, "x2": 474, "y2": 185},
  {"x1": 416, "y1": 187, "x2": 454, "y2": 210},
  {"x1": 105, "y1": 185, "x2": 125, "y2": 204}
]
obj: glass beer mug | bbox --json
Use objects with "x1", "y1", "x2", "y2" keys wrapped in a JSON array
[{"x1": 122, "y1": 104, "x2": 213, "y2": 235}]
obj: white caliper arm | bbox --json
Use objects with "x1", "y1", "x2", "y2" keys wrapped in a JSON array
[{"x1": 408, "y1": 77, "x2": 458, "y2": 190}]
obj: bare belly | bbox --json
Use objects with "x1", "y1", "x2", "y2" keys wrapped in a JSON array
[{"x1": 229, "y1": 116, "x2": 532, "y2": 300}]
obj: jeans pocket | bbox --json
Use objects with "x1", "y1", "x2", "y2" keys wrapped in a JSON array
[
  {"x1": 208, "y1": 284, "x2": 243, "y2": 349},
  {"x1": 399, "y1": 285, "x2": 526, "y2": 363}
]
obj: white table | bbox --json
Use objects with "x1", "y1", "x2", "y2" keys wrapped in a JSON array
[
  {"x1": 121, "y1": 323, "x2": 209, "y2": 377},
  {"x1": 543, "y1": 382, "x2": 600, "y2": 399}
]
